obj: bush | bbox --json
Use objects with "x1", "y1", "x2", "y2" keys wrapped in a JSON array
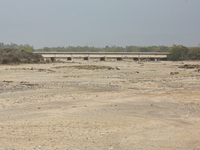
[
  {"x1": 2, "y1": 57, "x2": 11, "y2": 64},
  {"x1": 189, "y1": 47, "x2": 200, "y2": 60},
  {"x1": 33, "y1": 58, "x2": 40, "y2": 63},
  {"x1": 168, "y1": 45, "x2": 189, "y2": 61},
  {"x1": 12, "y1": 56, "x2": 21, "y2": 63},
  {"x1": 0, "y1": 48, "x2": 43, "y2": 64}
]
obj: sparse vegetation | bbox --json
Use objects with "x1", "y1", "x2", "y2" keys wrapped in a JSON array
[
  {"x1": 53, "y1": 65, "x2": 114, "y2": 70},
  {"x1": 0, "y1": 48, "x2": 43, "y2": 64},
  {"x1": 1, "y1": 42, "x2": 200, "y2": 62},
  {"x1": 167, "y1": 45, "x2": 200, "y2": 61},
  {"x1": 38, "y1": 45, "x2": 170, "y2": 53},
  {"x1": 9, "y1": 67, "x2": 56, "y2": 73},
  {"x1": 37, "y1": 45, "x2": 200, "y2": 61},
  {"x1": 179, "y1": 64, "x2": 200, "y2": 69}
]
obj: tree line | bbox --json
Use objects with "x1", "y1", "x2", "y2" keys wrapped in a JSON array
[
  {"x1": 37, "y1": 45, "x2": 200, "y2": 61},
  {"x1": 38, "y1": 45, "x2": 170, "y2": 53},
  {"x1": 168, "y1": 45, "x2": 200, "y2": 61},
  {"x1": 0, "y1": 42, "x2": 34, "y2": 52},
  {"x1": 1, "y1": 42, "x2": 200, "y2": 62}
]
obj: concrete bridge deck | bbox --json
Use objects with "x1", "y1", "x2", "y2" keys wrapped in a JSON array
[{"x1": 33, "y1": 52, "x2": 169, "y2": 61}]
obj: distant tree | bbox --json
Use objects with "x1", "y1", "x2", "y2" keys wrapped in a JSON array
[
  {"x1": 139, "y1": 47, "x2": 149, "y2": 52},
  {"x1": 148, "y1": 46, "x2": 160, "y2": 52},
  {"x1": 0, "y1": 43, "x2": 4, "y2": 49},
  {"x1": 159, "y1": 45, "x2": 169, "y2": 52},
  {"x1": 0, "y1": 48, "x2": 42, "y2": 64},
  {"x1": 44, "y1": 47, "x2": 49, "y2": 51},
  {"x1": 168, "y1": 45, "x2": 189, "y2": 61},
  {"x1": 189, "y1": 47, "x2": 200, "y2": 60},
  {"x1": 20, "y1": 46, "x2": 34, "y2": 52},
  {"x1": 125, "y1": 46, "x2": 138, "y2": 52},
  {"x1": 105, "y1": 45, "x2": 109, "y2": 49}
]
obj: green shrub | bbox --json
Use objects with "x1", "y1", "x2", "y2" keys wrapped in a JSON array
[
  {"x1": 0, "y1": 48, "x2": 43, "y2": 64},
  {"x1": 168, "y1": 45, "x2": 189, "y2": 61}
]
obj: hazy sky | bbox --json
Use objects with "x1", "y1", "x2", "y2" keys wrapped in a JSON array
[{"x1": 0, "y1": 0, "x2": 200, "y2": 49}]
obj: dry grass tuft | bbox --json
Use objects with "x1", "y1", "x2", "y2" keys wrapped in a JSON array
[
  {"x1": 179, "y1": 64, "x2": 200, "y2": 69},
  {"x1": 53, "y1": 65, "x2": 114, "y2": 70}
]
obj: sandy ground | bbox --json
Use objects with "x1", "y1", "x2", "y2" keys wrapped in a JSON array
[{"x1": 0, "y1": 60, "x2": 200, "y2": 150}]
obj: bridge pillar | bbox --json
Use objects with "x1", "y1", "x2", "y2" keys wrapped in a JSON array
[
  {"x1": 133, "y1": 58, "x2": 140, "y2": 61},
  {"x1": 117, "y1": 57, "x2": 123, "y2": 61},
  {"x1": 67, "y1": 57, "x2": 73, "y2": 61},
  {"x1": 155, "y1": 58, "x2": 158, "y2": 61},
  {"x1": 133, "y1": 58, "x2": 138, "y2": 61},
  {"x1": 50, "y1": 57, "x2": 56, "y2": 62},
  {"x1": 149, "y1": 58, "x2": 154, "y2": 61},
  {"x1": 84, "y1": 57, "x2": 89, "y2": 60},
  {"x1": 100, "y1": 57, "x2": 106, "y2": 61}
]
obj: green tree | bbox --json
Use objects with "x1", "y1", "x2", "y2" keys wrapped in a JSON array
[
  {"x1": 126, "y1": 46, "x2": 138, "y2": 52},
  {"x1": 159, "y1": 45, "x2": 169, "y2": 52},
  {"x1": 168, "y1": 45, "x2": 189, "y2": 61},
  {"x1": 20, "y1": 46, "x2": 34, "y2": 52},
  {"x1": 139, "y1": 47, "x2": 149, "y2": 52},
  {"x1": 189, "y1": 47, "x2": 200, "y2": 60}
]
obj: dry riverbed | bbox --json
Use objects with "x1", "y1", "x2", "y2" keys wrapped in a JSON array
[{"x1": 0, "y1": 60, "x2": 200, "y2": 150}]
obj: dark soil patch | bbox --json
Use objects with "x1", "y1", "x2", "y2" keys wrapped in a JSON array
[
  {"x1": 53, "y1": 65, "x2": 114, "y2": 70},
  {"x1": 179, "y1": 64, "x2": 200, "y2": 69}
]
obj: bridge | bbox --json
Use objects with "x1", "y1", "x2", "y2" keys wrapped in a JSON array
[{"x1": 33, "y1": 52, "x2": 169, "y2": 61}]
